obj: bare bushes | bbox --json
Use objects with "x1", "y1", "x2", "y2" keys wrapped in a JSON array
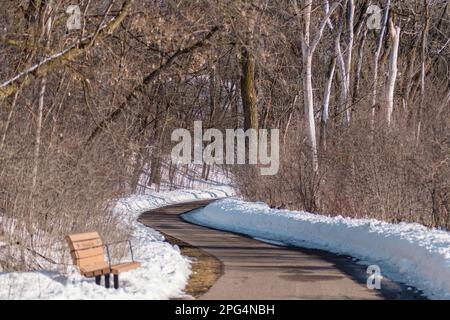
[
  {"x1": 234, "y1": 110, "x2": 450, "y2": 229},
  {"x1": 0, "y1": 105, "x2": 132, "y2": 271},
  {"x1": 320, "y1": 93, "x2": 449, "y2": 228},
  {"x1": 0, "y1": 164, "x2": 131, "y2": 271},
  {"x1": 321, "y1": 119, "x2": 427, "y2": 222},
  {"x1": 230, "y1": 122, "x2": 321, "y2": 212}
]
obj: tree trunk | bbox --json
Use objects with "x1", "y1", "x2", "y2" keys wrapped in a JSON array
[
  {"x1": 403, "y1": 42, "x2": 418, "y2": 117},
  {"x1": 416, "y1": 0, "x2": 430, "y2": 144},
  {"x1": 209, "y1": 68, "x2": 216, "y2": 125},
  {"x1": 320, "y1": 56, "x2": 336, "y2": 150},
  {"x1": 300, "y1": 1, "x2": 316, "y2": 173},
  {"x1": 31, "y1": 77, "x2": 46, "y2": 192},
  {"x1": 371, "y1": 0, "x2": 391, "y2": 131},
  {"x1": 240, "y1": 47, "x2": 258, "y2": 131},
  {"x1": 149, "y1": 104, "x2": 169, "y2": 191},
  {"x1": 0, "y1": 91, "x2": 19, "y2": 151},
  {"x1": 353, "y1": 28, "x2": 367, "y2": 102},
  {"x1": 386, "y1": 21, "x2": 401, "y2": 127},
  {"x1": 31, "y1": 4, "x2": 53, "y2": 194},
  {"x1": 335, "y1": 28, "x2": 349, "y2": 126},
  {"x1": 323, "y1": 0, "x2": 334, "y2": 30},
  {"x1": 303, "y1": 53, "x2": 319, "y2": 173},
  {"x1": 296, "y1": 0, "x2": 339, "y2": 173},
  {"x1": 344, "y1": 0, "x2": 355, "y2": 125}
]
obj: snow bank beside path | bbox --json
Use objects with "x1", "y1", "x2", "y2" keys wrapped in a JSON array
[
  {"x1": 184, "y1": 198, "x2": 450, "y2": 299},
  {"x1": 117, "y1": 186, "x2": 235, "y2": 221},
  {"x1": 0, "y1": 186, "x2": 234, "y2": 300}
]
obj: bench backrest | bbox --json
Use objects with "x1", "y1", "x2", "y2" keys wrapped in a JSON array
[{"x1": 66, "y1": 232, "x2": 105, "y2": 268}]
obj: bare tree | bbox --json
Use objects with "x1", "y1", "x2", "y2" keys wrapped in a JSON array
[
  {"x1": 416, "y1": 0, "x2": 430, "y2": 144},
  {"x1": 344, "y1": 0, "x2": 355, "y2": 125},
  {"x1": 371, "y1": 0, "x2": 391, "y2": 130},
  {"x1": 320, "y1": 56, "x2": 336, "y2": 149},
  {"x1": 31, "y1": 1, "x2": 54, "y2": 195},
  {"x1": 241, "y1": 47, "x2": 259, "y2": 131},
  {"x1": 386, "y1": 20, "x2": 401, "y2": 127},
  {"x1": 295, "y1": 0, "x2": 340, "y2": 173}
]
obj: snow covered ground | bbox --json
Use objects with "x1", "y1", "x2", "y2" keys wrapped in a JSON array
[
  {"x1": 184, "y1": 198, "x2": 450, "y2": 300},
  {"x1": 137, "y1": 161, "x2": 233, "y2": 193},
  {"x1": 0, "y1": 186, "x2": 234, "y2": 300}
]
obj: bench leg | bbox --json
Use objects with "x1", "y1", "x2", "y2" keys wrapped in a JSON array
[
  {"x1": 114, "y1": 274, "x2": 119, "y2": 289},
  {"x1": 105, "y1": 274, "x2": 110, "y2": 289},
  {"x1": 95, "y1": 275, "x2": 101, "y2": 286}
]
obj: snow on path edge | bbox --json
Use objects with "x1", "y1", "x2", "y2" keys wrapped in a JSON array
[
  {"x1": 184, "y1": 198, "x2": 450, "y2": 300},
  {"x1": 0, "y1": 186, "x2": 234, "y2": 300}
]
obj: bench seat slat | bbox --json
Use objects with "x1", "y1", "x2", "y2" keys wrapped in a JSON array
[
  {"x1": 75, "y1": 255, "x2": 105, "y2": 267},
  {"x1": 111, "y1": 261, "x2": 141, "y2": 275},
  {"x1": 80, "y1": 262, "x2": 110, "y2": 277},
  {"x1": 70, "y1": 239, "x2": 103, "y2": 251},
  {"x1": 67, "y1": 232, "x2": 101, "y2": 242},
  {"x1": 73, "y1": 246, "x2": 104, "y2": 259}
]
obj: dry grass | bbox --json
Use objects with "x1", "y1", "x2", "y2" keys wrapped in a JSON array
[{"x1": 162, "y1": 233, "x2": 223, "y2": 298}]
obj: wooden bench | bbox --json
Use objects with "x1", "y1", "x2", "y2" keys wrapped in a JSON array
[{"x1": 66, "y1": 232, "x2": 141, "y2": 289}]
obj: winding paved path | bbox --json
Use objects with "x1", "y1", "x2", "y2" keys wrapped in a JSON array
[{"x1": 139, "y1": 199, "x2": 423, "y2": 300}]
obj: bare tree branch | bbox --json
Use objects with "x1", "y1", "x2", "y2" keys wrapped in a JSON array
[
  {"x1": 84, "y1": 25, "x2": 220, "y2": 147},
  {"x1": 0, "y1": 0, "x2": 134, "y2": 102}
]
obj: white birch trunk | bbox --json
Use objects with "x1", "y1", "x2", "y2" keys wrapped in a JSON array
[
  {"x1": 344, "y1": 0, "x2": 354, "y2": 125},
  {"x1": 371, "y1": 0, "x2": 391, "y2": 130},
  {"x1": 299, "y1": 0, "x2": 319, "y2": 173},
  {"x1": 320, "y1": 57, "x2": 336, "y2": 150},
  {"x1": 386, "y1": 22, "x2": 401, "y2": 127},
  {"x1": 303, "y1": 54, "x2": 319, "y2": 173},
  {"x1": 323, "y1": 0, "x2": 334, "y2": 30},
  {"x1": 335, "y1": 30, "x2": 348, "y2": 126}
]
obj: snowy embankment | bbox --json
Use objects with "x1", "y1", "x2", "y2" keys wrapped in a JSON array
[
  {"x1": 184, "y1": 198, "x2": 450, "y2": 299},
  {"x1": 0, "y1": 186, "x2": 234, "y2": 300}
]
